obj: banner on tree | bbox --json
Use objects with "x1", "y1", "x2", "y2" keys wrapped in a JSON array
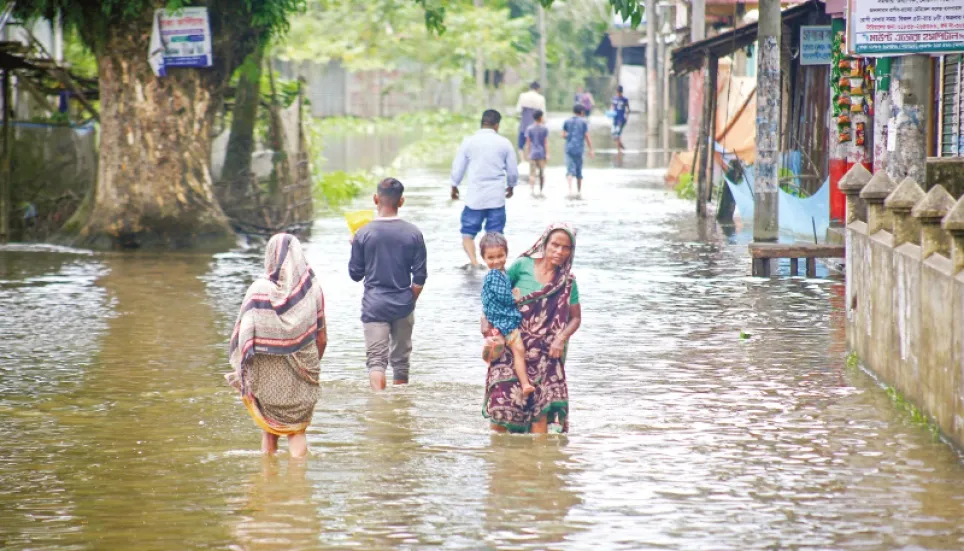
[
  {"x1": 149, "y1": 7, "x2": 213, "y2": 77},
  {"x1": 848, "y1": 0, "x2": 964, "y2": 56}
]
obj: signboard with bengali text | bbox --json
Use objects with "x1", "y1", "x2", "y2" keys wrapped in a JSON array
[
  {"x1": 148, "y1": 7, "x2": 213, "y2": 77},
  {"x1": 849, "y1": 0, "x2": 964, "y2": 56},
  {"x1": 800, "y1": 25, "x2": 832, "y2": 65}
]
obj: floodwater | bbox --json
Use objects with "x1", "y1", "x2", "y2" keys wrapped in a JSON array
[{"x1": 2, "y1": 119, "x2": 964, "y2": 551}]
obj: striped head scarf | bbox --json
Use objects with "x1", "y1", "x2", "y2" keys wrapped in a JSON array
[
  {"x1": 228, "y1": 234, "x2": 325, "y2": 378},
  {"x1": 517, "y1": 222, "x2": 577, "y2": 305}
]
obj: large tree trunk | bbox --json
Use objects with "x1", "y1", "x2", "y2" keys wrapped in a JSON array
[
  {"x1": 77, "y1": 9, "x2": 246, "y2": 250},
  {"x1": 219, "y1": 41, "x2": 264, "y2": 211}
]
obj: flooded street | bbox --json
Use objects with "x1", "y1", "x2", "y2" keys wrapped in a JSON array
[{"x1": 2, "y1": 121, "x2": 964, "y2": 550}]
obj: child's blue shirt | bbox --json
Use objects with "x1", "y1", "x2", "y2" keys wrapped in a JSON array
[{"x1": 481, "y1": 269, "x2": 522, "y2": 336}]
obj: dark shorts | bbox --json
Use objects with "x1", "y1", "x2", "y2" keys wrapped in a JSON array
[
  {"x1": 461, "y1": 206, "x2": 506, "y2": 238},
  {"x1": 517, "y1": 130, "x2": 527, "y2": 150},
  {"x1": 565, "y1": 153, "x2": 584, "y2": 179},
  {"x1": 612, "y1": 120, "x2": 626, "y2": 138}
]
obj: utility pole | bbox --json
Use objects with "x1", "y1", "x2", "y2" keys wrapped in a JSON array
[
  {"x1": 474, "y1": 0, "x2": 485, "y2": 101},
  {"x1": 872, "y1": 58, "x2": 892, "y2": 172},
  {"x1": 687, "y1": 0, "x2": 705, "y2": 150},
  {"x1": 538, "y1": 5, "x2": 548, "y2": 92},
  {"x1": 753, "y1": 0, "x2": 780, "y2": 242},
  {"x1": 886, "y1": 55, "x2": 930, "y2": 183},
  {"x1": 659, "y1": 6, "x2": 672, "y2": 166},
  {"x1": 646, "y1": 0, "x2": 659, "y2": 168}
]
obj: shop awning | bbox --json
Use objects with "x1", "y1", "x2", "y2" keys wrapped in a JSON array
[{"x1": 671, "y1": 0, "x2": 826, "y2": 75}]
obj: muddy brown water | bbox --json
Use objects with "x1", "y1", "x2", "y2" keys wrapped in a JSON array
[{"x1": 2, "y1": 123, "x2": 964, "y2": 550}]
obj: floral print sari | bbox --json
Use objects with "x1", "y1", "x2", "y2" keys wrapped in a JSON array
[{"x1": 484, "y1": 223, "x2": 576, "y2": 433}]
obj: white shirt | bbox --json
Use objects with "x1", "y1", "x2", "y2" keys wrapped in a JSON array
[{"x1": 450, "y1": 129, "x2": 519, "y2": 210}]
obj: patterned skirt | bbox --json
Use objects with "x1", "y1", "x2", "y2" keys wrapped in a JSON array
[
  {"x1": 484, "y1": 338, "x2": 569, "y2": 433},
  {"x1": 243, "y1": 345, "x2": 320, "y2": 435}
]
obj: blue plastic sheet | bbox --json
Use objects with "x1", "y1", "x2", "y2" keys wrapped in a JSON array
[{"x1": 724, "y1": 169, "x2": 830, "y2": 242}]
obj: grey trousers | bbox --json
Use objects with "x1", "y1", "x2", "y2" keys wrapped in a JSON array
[{"x1": 363, "y1": 313, "x2": 415, "y2": 382}]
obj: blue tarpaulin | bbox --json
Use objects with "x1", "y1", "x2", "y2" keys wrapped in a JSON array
[{"x1": 723, "y1": 159, "x2": 830, "y2": 242}]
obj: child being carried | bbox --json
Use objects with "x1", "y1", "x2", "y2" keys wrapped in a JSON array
[{"x1": 479, "y1": 232, "x2": 535, "y2": 396}]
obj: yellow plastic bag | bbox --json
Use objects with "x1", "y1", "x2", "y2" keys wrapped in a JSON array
[{"x1": 345, "y1": 210, "x2": 374, "y2": 235}]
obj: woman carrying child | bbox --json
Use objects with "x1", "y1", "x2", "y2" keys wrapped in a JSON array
[
  {"x1": 482, "y1": 223, "x2": 582, "y2": 434},
  {"x1": 480, "y1": 233, "x2": 535, "y2": 396}
]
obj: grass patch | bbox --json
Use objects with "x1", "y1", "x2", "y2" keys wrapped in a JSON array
[
  {"x1": 846, "y1": 351, "x2": 941, "y2": 440},
  {"x1": 885, "y1": 386, "x2": 942, "y2": 439},
  {"x1": 312, "y1": 169, "x2": 370, "y2": 209},
  {"x1": 674, "y1": 173, "x2": 697, "y2": 200}
]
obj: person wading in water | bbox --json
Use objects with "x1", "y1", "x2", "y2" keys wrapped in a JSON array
[
  {"x1": 349, "y1": 178, "x2": 428, "y2": 391},
  {"x1": 450, "y1": 109, "x2": 519, "y2": 268},
  {"x1": 227, "y1": 233, "x2": 327, "y2": 457}
]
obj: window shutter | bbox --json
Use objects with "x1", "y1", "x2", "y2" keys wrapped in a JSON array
[{"x1": 941, "y1": 55, "x2": 962, "y2": 157}]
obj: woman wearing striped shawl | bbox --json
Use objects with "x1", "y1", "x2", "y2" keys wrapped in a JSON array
[{"x1": 227, "y1": 233, "x2": 327, "y2": 457}]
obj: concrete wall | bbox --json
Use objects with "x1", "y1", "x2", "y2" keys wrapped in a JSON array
[
  {"x1": 845, "y1": 172, "x2": 964, "y2": 448},
  {"x1": 926, "y1": 157, "x2": 964, "y2": 197},
  {"x1": 273, "y1": 59, "x2": 464, "y2": 118}
]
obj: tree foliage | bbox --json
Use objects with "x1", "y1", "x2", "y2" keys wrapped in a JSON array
[
  {"x1": 416, "y1": 0, "x2": 643, "y2": 35},
  {"x1": 525, "y1": 0, "x2": 611, "y2": 108},
  {"x1": 279, "y1": 0, "x2": 531, "y2": 81},
  {"x1": 7, "y1": 0, "x2": 306, "y2": 54}
]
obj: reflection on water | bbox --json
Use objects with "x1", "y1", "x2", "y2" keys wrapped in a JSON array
[
  {"x1": 482, "y1": 437, "x2": 583, "y2": 549},
  {"x1": 321, "y1": 133, "x2": 412, "y2": 173},
  {"x1": 2, "y1": 126, "x2": 964, "y2": 549},
  {"x1": 232, "y1": 457, "x2": 318, "y2": 551}
]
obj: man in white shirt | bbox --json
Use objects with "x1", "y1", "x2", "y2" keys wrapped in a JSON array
[
  {"x1": 450, "y1": 109, "x2": 519, "y2": 268},
  {"x1": 515, "y1": 81, "x2": 547, "y2": 158}
]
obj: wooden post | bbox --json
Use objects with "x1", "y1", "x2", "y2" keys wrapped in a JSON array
[
  {"x1": 1, "y1": 69, "x2": 10, "y2": 244},
  {"x1": 752, "y1": 258, "x2": 771, "y2": 277},
  {"x1": 753, "y1": 0, "x2": 781, "y2": 242},
  {"x1": 805, "y1": 257, "x2": 817, "y2": 278},
  {"x1": 696, "y1": 54, "x2": 717, "y2": 217},
  {"x1": 705, "y1": 55, "x2": 718, "y2": 208},
  {"x1": 790, "y1": 257, "x2": 798, "y2": 276}
]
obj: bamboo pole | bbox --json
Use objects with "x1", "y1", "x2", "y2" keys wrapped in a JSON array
[{"x1": 696, "y1": 55, "x2": 716, "y2": 217}]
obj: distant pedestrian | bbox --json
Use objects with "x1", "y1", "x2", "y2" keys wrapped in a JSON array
[
  {"x1": 515, "y1": 81, "x2": 546, "y2": 158},
  {"x1": 349, "y1": 178, "x2": 428, "y2": 391},
  {"x1": 562, "y1": 105, "x2": 594, "y2": 196},
  {"x1": 611, "y1": 85, "x2": 631, "y2": 151},
  {"x1": 451, "y1": 109, "x2": 519, "y2": 268},
  {"x1": 574, "y1": 86, "x2": 595, "y2": 114},
  {"x1": 524, "y1": 109, "x2": 549, "y2": 195}
]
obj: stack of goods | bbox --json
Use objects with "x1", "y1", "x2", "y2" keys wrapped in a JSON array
[{"x1": 831, "y1": 30, "x2": 875, "y2": 147}]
